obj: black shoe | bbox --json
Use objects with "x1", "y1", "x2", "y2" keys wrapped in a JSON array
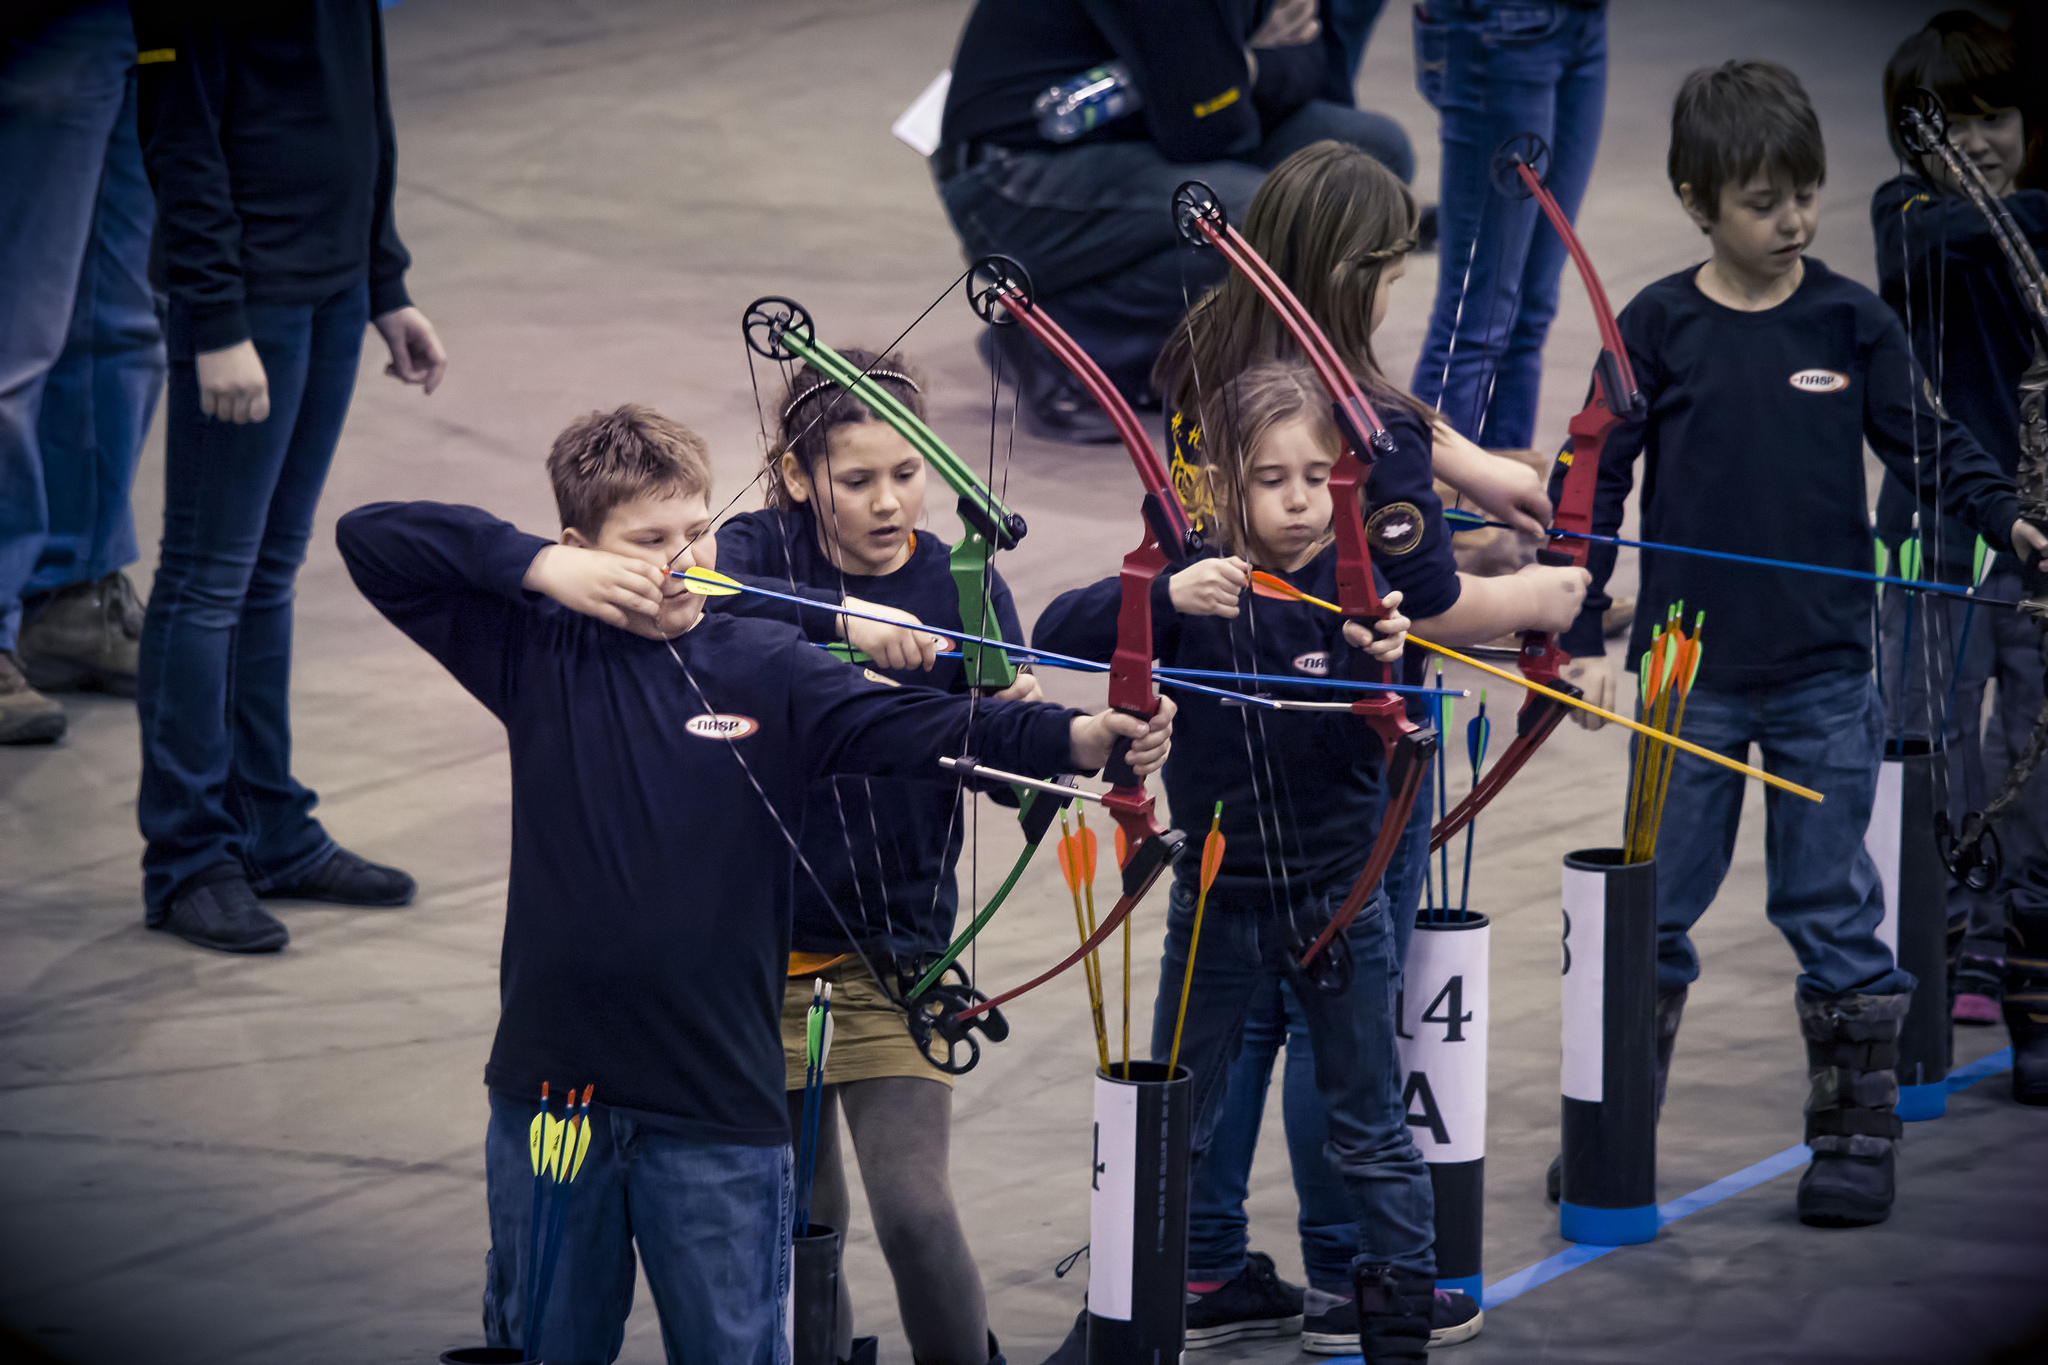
[
  {"x1": 1545, "y1": 1153, "x2": 1561, "y2": 1204},
  {"x1": 1353, "y1": 1265, "x2": 1433, "y2": 1364},
  {"x1": 154, "y1": 876, "x2": 289, "y2": 953},
  {"x1": 977, "y1": 326, "x2": 1119, "y2": 445},
  {"x1": 841, "y1": 1337, "x2": 878, "y2": 1365},
  {"x1": 1303, "y1": 1286, "x2": 1480, "y2": 1353},
  {"x1": 1185, "y1": 1251, "x2": 1304, "y2": 1347},
  {"x1": 1412, "y1": 204, "x2": 1439, "y2": 255},
  {"x1": 261, "y1": 847, "x2": 416, "y2": 907}
]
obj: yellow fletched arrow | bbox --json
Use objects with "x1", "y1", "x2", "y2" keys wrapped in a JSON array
[{"x1": 1246, "y1": 570, "x2": 1821, "y2": 804}]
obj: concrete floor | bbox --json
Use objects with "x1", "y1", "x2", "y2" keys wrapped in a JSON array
[{"x1": 3, "y1": 1, "x2": 2045, "y2": 1361}]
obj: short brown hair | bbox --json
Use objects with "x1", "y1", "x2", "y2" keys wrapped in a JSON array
[
  {"x1": 545, "y1": 404, "x2": 711, "y2": 535},
  {"x1": 1882, "y1": 12, "x2": 2041, "y2": 186},
  {"x1": 1668, "y1": 60, "x2": 1826, "y2": 223}
]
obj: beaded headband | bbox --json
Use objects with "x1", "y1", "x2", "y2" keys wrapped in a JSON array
[{"x1": 780, "y1": 369, "x2": 922, "y2": 427}]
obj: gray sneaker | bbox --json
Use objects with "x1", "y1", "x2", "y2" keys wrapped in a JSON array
[{"x1": 0, "y1": 649, "x2": 66, "y2": 744}]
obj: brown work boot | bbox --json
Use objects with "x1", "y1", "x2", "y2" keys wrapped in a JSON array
[
  {"x1": 19, "y1": 570, "x2": 144, "y2": 697},
  {"x1": 0, "y1": 649, "x2": 67, "y2": 744}
]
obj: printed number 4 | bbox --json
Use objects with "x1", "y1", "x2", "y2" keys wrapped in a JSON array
[{"x1": 1420, "y1": 974, "x2": 1471, "y2": 1043}]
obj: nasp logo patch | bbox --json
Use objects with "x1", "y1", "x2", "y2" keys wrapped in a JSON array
[
  {"x1": 684, "y1": 713, "x2": 759, "y2": 740},
  {"x1": 1292, "y1": 651, "x2": 1331, "y2": 677},
  {"x1": 1365, "y1": 501, "x2": 1425, "y2": 556},
  {"x1": 1789, "y1": 368, "x2": 1849, "y2": 394}
]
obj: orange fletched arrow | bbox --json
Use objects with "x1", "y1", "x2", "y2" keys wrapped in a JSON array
[{"x1": 1168, "y1": 802, "x2": 1226, "y2": 1078}]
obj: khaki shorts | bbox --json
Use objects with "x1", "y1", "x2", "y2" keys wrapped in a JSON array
[{"x1": 782, "y1": 959, "x2": 952, "y2": 1091}]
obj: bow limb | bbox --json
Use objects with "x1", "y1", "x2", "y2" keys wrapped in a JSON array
[
  {"x1": 1168, "y1": 182, "x2": 1438, "y2": 970},
  {"x1": 941, "y1": 257, "x2": 1190, "y2": 1013}
]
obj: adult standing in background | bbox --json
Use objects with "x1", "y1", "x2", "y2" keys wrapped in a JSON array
[
  {"x1": 133, "y1": 0, "x2": 447, "y2": 954},
  {"x1": 1410, "y1": 0, "x2": 1609, "y2": 446},
  {"x1": 933, "y1": 0, "x2": 1415, "y2": 444},
  {"x1": 0, "y1": 1, "x2": 165, "y2": 744}
]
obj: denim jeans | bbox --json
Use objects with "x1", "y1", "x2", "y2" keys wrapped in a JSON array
[
  {"x1": 483, "y1": 1091, "x2": 791, "y2": 1365},
  {"x1": 934, "y1": 100, "x2": 1414, "y2": 404},
  {"x1": 1409, "y1": 0, "x2": 1609, "y2": 447},
  {"x1": 1878, "y1": 563, "x2": 2048, "y2": 946},
  {"x1": 137, "y1": 283, "x2": 368, "y2": 915},
  {"x1": 1155, "y1": 878, "x2": 1434, "y2": 1282},
  {"x1": 1187, "y1": 795, "x2": 1431, "y2": 1292},
  {"x1": 1318, "y1": 0, "x2": 1394, "y2": 104},
  {"x1": 0, "y1": 2, "x2": 162, "y2": 649},
  {"x1": 1653, "y1": 667, "x2": 1914, "y2": 1000}
]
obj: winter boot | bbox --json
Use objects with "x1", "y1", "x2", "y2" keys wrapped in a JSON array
[
  {"x1": 1351, "y1": 1265, "x2": 1431, "y2": 1364},
  {"x1": 17, "y1": 569, "x2": 143, "y2": 696},
  {"x1": 2004, "y1": 953, "x2": 2048, "y2": 1106},
  {"x1": 1549, "y1": 984, "x2": 1686, "y2": 1202},
  {"x1": 1795, "y1": 992, "x2": 1910, "y2": 1227}
]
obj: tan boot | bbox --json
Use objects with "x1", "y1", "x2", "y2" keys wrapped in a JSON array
[
  {"x1": 18, "y1": 570, "x2": 143, "y2": 697},
  {"x1": 0, "y1": 649, "x2": 66, "y2": 744}
]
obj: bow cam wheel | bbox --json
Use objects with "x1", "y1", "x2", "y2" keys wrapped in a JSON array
[
  {"x1": 967, "y1": 255, "x2": 1033, "y2": 326},
  {"x1": 1895, "y1": 87, "x2": 1947, "y2": 155},
  {"x1": 1490, "y1": 132, "x2": 1551, "y2": 199},
  {"x1": 742, "y1": 296, "x2": 812, "y2": 361},
  {"x1": 1173, "y1": 180, "x2": 1225, "y2": 246}
]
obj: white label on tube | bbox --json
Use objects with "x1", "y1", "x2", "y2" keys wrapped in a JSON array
[
  {"x1": 1560, "y1": 865, "x2": 1606, "y2": 1103},
  {"x1": 1865, "y1": 758, "x2": 1902, "y2": 956},
  {"x1": 1396, "y1": 923, "x2": 1489, "y2": 1164},
  {"x1": 1088, "y1": 1077, "x2": 1137, "y2": 1321}
]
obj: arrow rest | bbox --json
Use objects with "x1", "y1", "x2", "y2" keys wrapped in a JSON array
[
  {"x1": 742, "y1": 295, "x2": 813, "y2": 361},
  {"x1": 966, "y1": 254, "x2": 1032, "y2": 326},
  {"x1": 1490, "y1": 131, "x2": 1551, "y2": 199},
  {"x1": 1173, "y1": 179, "x2": 1226, "y2": 247}
]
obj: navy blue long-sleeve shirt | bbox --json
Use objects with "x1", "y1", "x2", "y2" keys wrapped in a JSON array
[
  {"x1": 1869, "y1": 174, "x2": 2048, "y2": 581},
  {"x1": 1036, "y1": 404, "x2": 1457, "y2": 901},
  {"x1": 134, "y1": 0, "x2": 412, "y2": 353},
  {"x1": 1555, "y1": 258, "x2": 2019, "y2": 690},
  {"x1": 716, "y1": 506, "x2": 1029, "y2": 960},
  {"x1": 941, "y1": 0, "x2": 1323, "y2": 161},
  {"x1": 336, "y1": 501, "x2": 1081, "y2": 1144}
]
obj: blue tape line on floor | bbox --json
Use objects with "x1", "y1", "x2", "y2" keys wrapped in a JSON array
[
  {"x1": 1321, "y1": 1047, "x2": 2014, "y2": 1362},
  {"x1": 1481, "y1": 1046, "x2": 2013, "y2": 1310}
]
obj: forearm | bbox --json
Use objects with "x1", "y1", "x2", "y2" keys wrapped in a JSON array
[{"x1": 1414, "y1": 573, "x2": 1544, "y2": 646}]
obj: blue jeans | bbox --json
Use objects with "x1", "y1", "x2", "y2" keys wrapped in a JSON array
[
  {"x1": 1654, "y1": 668, "x2": 1914, "y2": 1001},
  {"x1": 1409, "y1": 0, "x2": 1608, "y2": 447},
  {"x1": 137, "y1": 284, "x2": 368, "y2": 915},
  {"x1": 1318, "y1": 0, "x2": 1393, "y2": 104},
  {"x1": 1188, "y1": 795, "x2": 1431, "y2": 1293},
  {"x1": 934, "y1": 100, "x2": 1413, "y2": 404},
  {"x1": 483, "y1": 1091, "x2": 791, "y2": 1365},
  {"x1": 0, "y1": 2, "x2": 162, "y2": 649},
  {"x1": 1878, "y1": 563, "x2": 2048, "y2": 945},
  {"x1": 1155, "y1": 879, "x2": 1434, "y2": 1282}
]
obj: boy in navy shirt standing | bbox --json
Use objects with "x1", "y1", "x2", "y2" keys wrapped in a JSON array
[
  {"x1": 1557, "y1": 61, "x2": 2048, "y2": 1229},
  {"x1": 336, "y1": 405, "x2": 1174, "y2": 1363}
]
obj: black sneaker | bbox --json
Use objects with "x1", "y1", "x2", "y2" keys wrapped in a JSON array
[
  {"x1": 260, "y1": 847, "x2": 416, "y2": 907},
  {"x1": 153, "y1": 876, "x2": 289, "y2": 953},
  {"x1": 1184, "y1": 1251, "x2": 1304, "y2": 1348},
  {"x1": 976, "y1": 326, "x2": 1120, "y2": 445},
  {"x1": 1303, "y1": 1287, "x2": 1482, "y2": 1353}
]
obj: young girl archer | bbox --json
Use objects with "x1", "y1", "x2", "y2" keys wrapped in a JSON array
[
  {"x1": 715, "y1": 351, "x2": 1034, "y2": 1365},
  {"x1": 1142, "y1": 141, "x2": 1588, "y2": 1357}
]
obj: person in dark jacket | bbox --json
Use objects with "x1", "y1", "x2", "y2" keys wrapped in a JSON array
[
  {"x1": 932, "y1": 0, "x2": 1414, "y2": 443},
  {"x1": 132, "y1": 0, "x2": 448, "y2": 954}
]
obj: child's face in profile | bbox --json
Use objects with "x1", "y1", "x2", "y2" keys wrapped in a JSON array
[
  {"x1": 1690, "y1": 170, "x2": 1818, "y2": 284},
  {"x1": 783, "y1": 420, "x2": 927, "y2": 577},
  {"x1": 1938, "y1": 104, "x2": 2024, "y2": 197},
  {"x1": 571, "y1": 488, "x2": 716, "y2": 638},
  {"x1": 1237, "y1": 415, "x2": 1335, "y2": 572}
]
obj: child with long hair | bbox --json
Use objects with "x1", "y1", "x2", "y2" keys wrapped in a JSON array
[
  {"x1": 1146, "y1": 140, "x2": 1587, "y2": 1354},
  {"x1": 715, "y1": 350, "x2": 1039, "y2": 1365}
]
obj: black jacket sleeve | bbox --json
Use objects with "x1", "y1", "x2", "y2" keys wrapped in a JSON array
[
  {"x1": 133, "y1": 14, "x2": 248, "y2": 352},
  {"x1": 1862, "y1": 316, "x2": 2020, "y2": 552},
  {"x1": 1081, "y1": 0, "x2": 1262, "y2": 162},
  {"x1": 367, "y1": 6, "x2": 412, "y2": 319}
]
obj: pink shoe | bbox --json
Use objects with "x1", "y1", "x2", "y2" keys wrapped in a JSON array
[{"x1": 1953, "y1": 992, "x2": 2002, "y2": 1024}]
